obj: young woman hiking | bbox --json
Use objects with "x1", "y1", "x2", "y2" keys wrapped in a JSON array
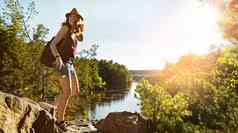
[{"x1": 49, "y1": 8, "x2": 84, "y2": 130}]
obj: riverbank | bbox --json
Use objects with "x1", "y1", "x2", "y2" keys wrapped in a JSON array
[{"x1": 0, "y1": 90, "x2": 149, "y2": 133}]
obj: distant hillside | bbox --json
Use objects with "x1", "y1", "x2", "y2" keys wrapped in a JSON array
[{"x1": 129, "y1": 70, "x2": 161, "y2": 81}]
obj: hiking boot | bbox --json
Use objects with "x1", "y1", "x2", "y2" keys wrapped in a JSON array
[{"x1": 56, "y1": 121, "x2": 68, "y2": 132}]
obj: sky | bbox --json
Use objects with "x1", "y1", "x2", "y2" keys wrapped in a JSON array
[{"x1": 1, "y1": 0, "x2": 225, "y2": 70}]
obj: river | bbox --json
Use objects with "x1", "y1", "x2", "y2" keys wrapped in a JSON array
[{"x1": 87, "y1": 82, "x2": 141, "y2": 120}]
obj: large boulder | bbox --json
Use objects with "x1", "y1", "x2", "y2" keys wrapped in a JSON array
[
  {"x1": 0, "y1": 91, "x2": 58, "y2": 133},
  {"x1": 95, "y1": 111, "x2": 151, "y2": 133}
]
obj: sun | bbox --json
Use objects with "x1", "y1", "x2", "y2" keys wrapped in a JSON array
[{"x1": 178, "y1": 2, "x2": 222, "y2": 55}]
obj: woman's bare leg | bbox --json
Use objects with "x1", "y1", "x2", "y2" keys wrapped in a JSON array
[
  {"x1": 56, "y1": 74, "x2": 72, "y2": 122},
  {"x1": 71, "y1": 70, "x2": 79, "y2": 96}
]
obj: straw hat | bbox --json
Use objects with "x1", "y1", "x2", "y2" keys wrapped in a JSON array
[{"x1": 65, "y1": 8, "x2": 84, "y2": 21}]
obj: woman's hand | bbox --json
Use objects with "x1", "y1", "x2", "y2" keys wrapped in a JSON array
[{"x1": 55, "y1": 57, "x2": 64, "y2": 71}]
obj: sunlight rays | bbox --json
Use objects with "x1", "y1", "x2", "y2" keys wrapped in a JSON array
[{"x1": 135, "y1": 1, "x2": 223, "y2": 69}]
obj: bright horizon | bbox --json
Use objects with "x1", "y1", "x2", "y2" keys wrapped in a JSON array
[{"x1": 2, "y1": 0, "x2": 225, "y2": 70}]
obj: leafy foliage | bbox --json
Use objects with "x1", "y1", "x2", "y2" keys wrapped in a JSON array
[
  {"x1": 217, "y1": 0, "x2": 238, "y2": 43},
  {"x1": 136, "y1": 46, "x2": 238, "y2": 132},
  {"x1": 136, "y1": 80, "x2": 191, "y2": 132},
  {"x1": 98, "y1": 59, "x2": 132, "y2": 90}
]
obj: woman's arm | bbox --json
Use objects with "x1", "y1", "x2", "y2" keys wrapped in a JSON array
[{"x1": 50, "y1": 25, "x2": 69, "y2": 58}]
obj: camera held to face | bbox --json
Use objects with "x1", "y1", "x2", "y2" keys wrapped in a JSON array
[{"x1": 73, "y1": 23, "x2": 84, "y2": 41}]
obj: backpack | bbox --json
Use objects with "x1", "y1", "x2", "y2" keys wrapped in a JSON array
[
  {"x1": 40, "y1": 37, "x2": 58, "y2": 68},
  {"x1": 40, "y1": 27, "x2": 75, "y2": 67}
]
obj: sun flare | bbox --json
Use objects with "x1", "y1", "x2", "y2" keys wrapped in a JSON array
[
  {"x1": 179, "y1": 3, "x2": 221, "y2": 54},
  {"x1": 136, "y1": 2, "x2": 223, "y2": 70}
]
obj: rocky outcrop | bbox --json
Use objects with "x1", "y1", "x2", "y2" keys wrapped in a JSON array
[
  {"x1": 0, "y1": 91, "x2": 57, "y2": 133},
  {"x1": 63, "y1": 120, "x2": 98, "y2": 133},
  {"x1": 0, "y1": 91, "x2": 99, "y2": 133},
  {"x1": 95, "y1": 111, "x2": 151, "y2": 133}
]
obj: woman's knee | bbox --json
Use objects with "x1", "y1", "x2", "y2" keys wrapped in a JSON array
[
  {"x1": 71, "y1": 76, "x2": 79, "y2": 95},
  {"x1": 59, "y1": 76, "x2": 73, "y2": 98}
]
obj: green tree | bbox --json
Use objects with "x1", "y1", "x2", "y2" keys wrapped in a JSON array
[
  {"x1": 136, "y1": 80, "x2": 192, "y2": 133},
  {"x1": 98, "y1": 59, "x2": 132, "y2": 90}
]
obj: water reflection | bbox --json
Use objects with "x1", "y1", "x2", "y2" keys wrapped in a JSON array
[
  {"x1": 66, "y1": 82, "x2": 140, "y2": 120},
  {"x1": 88, "y1": 82, "x2": 140, "y2": 120}
]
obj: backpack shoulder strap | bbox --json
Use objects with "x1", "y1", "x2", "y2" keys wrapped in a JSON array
[{"x1": 62, "y1": 23, "x2": 72, "y2": 37}]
